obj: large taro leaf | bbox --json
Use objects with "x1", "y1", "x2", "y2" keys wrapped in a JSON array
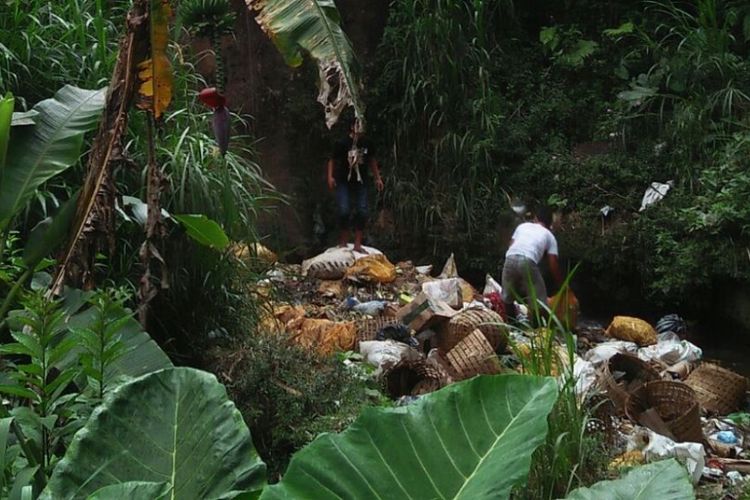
[
  {"x1": 262, "y1": 374, "x2": 558, "y2": 499},
  {"x1": 246, "y1": 0, "x2": 365, "y2": 129},
  {"x1": 41, "y1": 367, "x2": 267, "y2": 499},
  {"x1": 0, "y1": 85, "x2": 106, "y2": 227},
  {"x1": 564, "y1": 459, "x2": 694, "y2": 500}
]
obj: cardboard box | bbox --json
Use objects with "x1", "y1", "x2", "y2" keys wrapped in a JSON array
[{"x1": 396, "y1": 292, "x2": 458, "y2": 332}]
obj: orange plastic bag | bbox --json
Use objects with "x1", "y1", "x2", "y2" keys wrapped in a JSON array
[{"x1": 548, "y1": 289, "x2": 579, "y2": 329}]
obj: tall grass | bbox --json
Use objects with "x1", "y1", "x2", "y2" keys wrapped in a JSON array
[
  {"x1": 0, "y1": 0, "x2": 120, "y2": 104},
  {"x1": 505, "y1": 273, "x2": 607, "y2": 498}
]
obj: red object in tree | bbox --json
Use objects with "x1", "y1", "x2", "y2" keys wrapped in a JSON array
[{"x1": 198, "y1": 87, "x2": 227, "y2": 109}]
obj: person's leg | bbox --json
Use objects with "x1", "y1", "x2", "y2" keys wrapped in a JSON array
[
  {"x1": 501, "y1": 256, "x2": 523, "y2": 321},
  {"x1": 352, "y1": 182, "x2": 369, "y2": 252},
  {"x1": 335, "y1": 183, "x2": 351, "y2": 246},
  {"x1": 523, "y1": 260, "x2": 548, "y2": 326}
]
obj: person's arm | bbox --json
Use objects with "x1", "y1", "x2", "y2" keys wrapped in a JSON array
[
  {"x1": 370, "y1": 157, "x2": 384, "y2": 192},
  {"x1": 547, "y1": 253, "x2": 564, "y2": 287},
  {"x1": 327, "y1": 158, "x2": 336, "y2": 191}
]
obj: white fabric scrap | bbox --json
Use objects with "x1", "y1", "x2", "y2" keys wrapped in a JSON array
[{"x1": 639, "y1": 180, "x2": 674, "y2": 211}]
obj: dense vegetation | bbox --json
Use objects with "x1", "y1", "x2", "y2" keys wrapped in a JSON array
[
  {"x1": 373, "y1": 0, "x2": 750, "y2": 314},
  {"x1": 0, "y1": 0, "x2": 748, "y2": 497}
]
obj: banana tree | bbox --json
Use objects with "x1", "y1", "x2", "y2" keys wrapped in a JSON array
[{"x1": 246, "y1": 0, "x2": 366, "y2": 130}]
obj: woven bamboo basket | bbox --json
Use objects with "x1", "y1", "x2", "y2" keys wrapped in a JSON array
[
  {"x1": 356, "y1": 317, "x2": 400, "y2": 344},
  {"x1": 439, "y1": 309, "x2": 507, "y2": 353},
  {"x1": 601, "y1": 353, "x2": 661, "y2": 413},
  {"x1": 685, "y1": 363, "x2": 747, "y2": 415},
  {"x1": 385, "y1": 359, "x2": 443, "y2": 397},
  {"x1": 445, "y1": 329, "x2": 502, "y2": 380},
  {"x1": 625, "y1": 381, "x2": 703, "y2": 443}
]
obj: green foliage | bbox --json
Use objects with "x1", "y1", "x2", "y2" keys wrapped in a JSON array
[
  {"x1": 42, "y1": 367, "x2": 267, "y2": 500},
  {"x1": 0, "y1": 0, "x2": 120, "y2": 104},
  {"x1": 220, "y1": 332, "x2": 375, "y2": 480},
  {"x1": 0, "y1": 85, "x2": 105, "y2": 229},
  {"x1": 263, "y1": 375, "x2": 558, "y2": 499},
  {"x1": 507, "y1": 278, "x2": 608, "y2": 499},
  {"x1": 179, "y1": 0, "x2": 236, "y2": 38},
  {"x1": 70, "y1": 290, "x2": 131, "y2": 400},
  {"x1": 172, "y1": 214, "x2": 230, "y2": 249},
  {"x1": 540, "y1": 26, "x2": 599, "y2": 68},
  {"x1": 564, "y1": 459, "x2": 693, "y2": 499}
]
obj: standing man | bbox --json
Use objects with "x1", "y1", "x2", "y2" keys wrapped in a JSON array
[
  {"x1": 327, "y1": 120, "x2": 384, "y2": 253},
  {"x1": 501, "y1": 207, "x2": 563, "y2": 321}
]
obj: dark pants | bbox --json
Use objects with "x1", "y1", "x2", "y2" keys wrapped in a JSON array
[{"x1": 336, "y1": 181, "x2": 368, "y2": 230}]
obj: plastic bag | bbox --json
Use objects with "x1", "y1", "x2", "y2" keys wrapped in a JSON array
[
  {"x1": 359, "y1": 340, "x2": 422, "y2": 377},
  {"x1": 583, "y1": 340, "x2": 639, "y2": 366},
  {"x1": 639, "y1": 180, "x2": 674, "y2": 212},
  {"x1": 422, "y1": 279, "x2": 463, "y2": 309},
  {"x1": 605, "y1": 316, "x2": 658, "y2": 346},
  {"x1": 345, "y1": 254, "x2": 397, "y2": 283},
  {"x1": 548, "y1": 289, "x2": 579, "y2": 329},
  {"x1": 629, "y1": 429, "x2": 705, "y2": 484},
  {"x1": 438, "y1": 253, "x2": 458, "y2": 278},
  {"x1": 637, "y1": 339, "x2": 702, "y2": 365},
  {"x1": 483, "y1": 274, "x2": 503, "y2": 296}
]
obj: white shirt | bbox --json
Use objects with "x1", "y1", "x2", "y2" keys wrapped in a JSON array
[{"x1": 506, "y1": 222, "x2": 558, "y2": 264}]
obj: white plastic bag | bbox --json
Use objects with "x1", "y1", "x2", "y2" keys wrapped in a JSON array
[
  {"x1": 422, "y1": 278, "x2": 463, "y2": 309},
  {"x1": 573, "y1": 358, "x2": 598, "y2": 397},
  {"x1": 629, "y1": 429, "x2": 705, "y2": 484},
  {"x1": 483, "y1": 274, "x2": 503, "y2": 296},
  {"x1": 359, "y1": 340, "x2": 421, "y2": 377},
  {"x1": 637, "y1": 339, "x2": 702, "y2": 365},
  {"x1": 583, "y1": 340, "x2": 639, "y2": 366},
  {"x1": 639, "y1": 180, "x2": 674, "y2": 212}
]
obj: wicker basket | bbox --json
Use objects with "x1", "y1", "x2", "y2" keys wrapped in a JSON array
[
  {"x1": 685, "y1": 363, "x2": 748, "y2": 415},
  {"x1": 385, "y1": 359, "x2": 444, "y2": 398},
  {"x1": 445, "y1": 329, "x2": 502, "y2": 380},
  {"x1": 625, "y1": 381, "x2": 703, "y2": 443},
  {"x1": 356, "y1": 317, "x2": 400, "y2": 344},
  {"x1": 439, "y1": 309, "x2": 507, "y2": 353},
  {"x1": 601, "y1": 353, "x2": 661, "y2": 413}
]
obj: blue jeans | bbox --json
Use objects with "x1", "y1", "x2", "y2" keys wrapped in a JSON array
[{"x1": 336, "y1": 182, "x2": 368, "y2": 230}]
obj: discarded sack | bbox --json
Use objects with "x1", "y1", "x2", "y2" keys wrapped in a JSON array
[
  {"x1": 231, "y1": 242, "x2": 278, "y2": 265},
  {"x1": 629, "y1": 429, "x2": 705, "y2": 484},
  {"x1": 583, "y1": 340, "x2": 639, "y2": 366},
  {"x1": 685, "y1": 363, "x2": 748, "y2": 415},
  {"x1": 605, "y1": 316, "x2": 657, "y2": 346},
  {"x1": 302, "y1": 245, "x2": 382, "y2": 280},
  {"x1": 656, "y1": 313, "x2": 688, "y2": 336},
  {"x1": 345, "y1": 253, "x2": 397, "y2": 284},
  {"x1": 286, "y1": 317, "x2": 357, "y2": 356},
  {"x1": 259, "y1": 303, "x2": 306, "y2": 333}
]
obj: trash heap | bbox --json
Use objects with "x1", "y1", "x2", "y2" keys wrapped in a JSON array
[{"x1": 253, "y1": 244, "x2": 750, "y2": 492}]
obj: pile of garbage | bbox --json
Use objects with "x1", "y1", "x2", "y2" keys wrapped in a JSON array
[{"x1": 252, "y1": 244, "x2": 750, "y2": 492}]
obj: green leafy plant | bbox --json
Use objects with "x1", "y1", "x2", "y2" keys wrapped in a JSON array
[
  {"x1": 539, "y1": 26, "x2": 599, "y2": 68},
  {"x1": 42, "y1": 367, "x2": 267, "y2": 499},
  {"x1": 564, "y1": 459, "x2": 693, "y2": 499}
]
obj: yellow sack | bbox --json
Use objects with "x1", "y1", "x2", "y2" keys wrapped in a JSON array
[
  {"x1": 231, "y1": 242, "x2": 278, "y2": 265},
  {"x1": 605, "y1": 316, "x2": 657, "y2": 346},
  {"x1": 345, "y1": 254, "x2": 397, "y2": 284},
  {"x1": 286, "y1": 318, "x2": 357, "y2": 356}
]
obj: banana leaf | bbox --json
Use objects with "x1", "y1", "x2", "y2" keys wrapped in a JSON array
[
  {"x1": 0, "y1": 86, "x2": 106, "y2": 228},
  {"x1": 246, "y1": 0, "x2": 365, "y2": 129},
  {"x1": 261, "y1": 374, "x2": 558, "y2": 499},
  {"x1": 563, "y1": 459, "x2": 694, "y2": 500},
  {"x1": 41, "y1": 367, "x2": 267, "y2": 499}
]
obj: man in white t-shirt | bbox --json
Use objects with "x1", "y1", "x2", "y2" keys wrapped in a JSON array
[{"x1": 501, "y1": 207, "x2": 563, "y2": 321}]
